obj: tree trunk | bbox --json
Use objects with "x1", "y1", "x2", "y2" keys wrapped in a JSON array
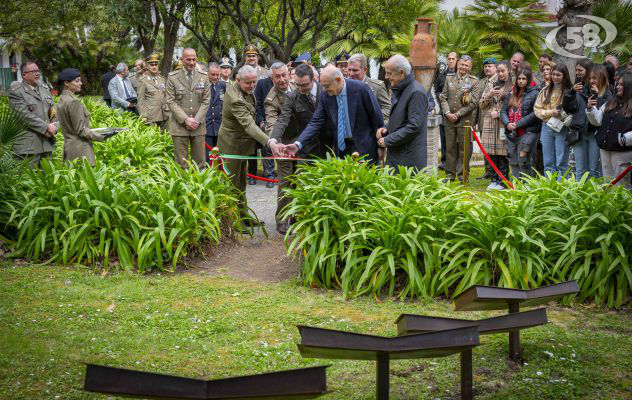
[
  {"x1": 554, "y1": 0, "x2": 596, "y2": 80},
  {"x1": 160, "y1": 5, "x2": 181, "y2": 76}
]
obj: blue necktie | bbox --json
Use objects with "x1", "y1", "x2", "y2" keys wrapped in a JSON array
[
  {"x1": 336, "y1": 94, "x2": 347, "y2": 152},
  {"x1": 123, "y1": 79, "x2": 131, "y2": 98}
]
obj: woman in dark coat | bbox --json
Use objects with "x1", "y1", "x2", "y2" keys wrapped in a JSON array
[{"x1": 377, "y1": 54, "x2": 428, "y2": 172}]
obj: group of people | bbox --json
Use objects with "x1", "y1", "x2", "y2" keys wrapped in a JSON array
[
  {"x1": 434, "y1": 51, "x2": 632, "y2": 190},
  {"x1": 7, "y1": 44, "x2": 632, "y2": 235}
]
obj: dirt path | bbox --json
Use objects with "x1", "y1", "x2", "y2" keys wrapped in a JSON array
[{"x1": 194, "y1": 182, "x2": 298, "y2": 282}]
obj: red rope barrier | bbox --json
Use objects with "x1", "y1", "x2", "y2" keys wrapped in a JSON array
[
  {"x1": 470, "y1": 128, "x2": 514, "y2": 190},
  {"x1": 205, "y1": 143, "x2": 280, "y2": 183},
  {"x1": 608, "y1": 164, "x2": 632, "y2": 188}
]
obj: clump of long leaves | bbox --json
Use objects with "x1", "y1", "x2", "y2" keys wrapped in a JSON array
[
  {"x1": 285, "y1": 156, "x2": 465, "y2": 299},
  {"x1": 6, "y1": 159, "x2": 238, "y2": 272},
  {"x1": 287, "y1": 160, "x2": 632, "y2": 308}
]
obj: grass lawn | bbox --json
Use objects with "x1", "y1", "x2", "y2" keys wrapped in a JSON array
[{"x1": 1, "y1": 262, "x2": 631, "y2": 399}]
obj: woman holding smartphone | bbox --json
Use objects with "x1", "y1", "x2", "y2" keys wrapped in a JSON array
[
  {"x1": 586, "y1": 71, "x2": 632, "y2": 190},
  {"x1": 562, "y1": 59, "x2": 604, "y2": 180},
  {"x1": 479, "y1": 61, "x2": 513, "y2": 189},
  {"x1": 535, "y1": 64, "x2": 573, "y2": 177}
]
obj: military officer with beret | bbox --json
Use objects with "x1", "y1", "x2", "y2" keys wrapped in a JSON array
[
  {"x1": 8, "y1": 61, "x2": 57, "y2": 167},
  {"x1": 335, "y1": 53, "x2": 351, "y2": 78},
  {"x1": 439, "y1": 54, "x2": 480, "y2": 181},
  {"x1": 165, "y1": 48, "x2": 211, "y2": 169},
  {"x1": 137, "y1": 53, "x2": 169, "y2": 129},
  {"x1": 217, "y1": 65, "x2": 270, "y2": 224},
  {"x1": 233, "y1": 44, "x2": 269, "y2": 81},
  {"x1": 56, "y1": 68, "x2": 106, "y2": 166}
]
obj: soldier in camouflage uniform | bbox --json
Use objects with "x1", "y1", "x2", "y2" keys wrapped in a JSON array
[
  {"x1": 8, "y1": 61, "x2": 57, "y2": 167},
  {"x1": 439, "y1": 55, "x2": 481, "y2": 181}
]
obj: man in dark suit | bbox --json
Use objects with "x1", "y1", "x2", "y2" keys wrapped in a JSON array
[
  {"x1": 204, "y1": 62, "x2": 226, "y2": 163},
  {"x1": 268, "y1": 64, "x2": 330, "y2": 233},
  {"x1": 275, "y1": 66, "x2": 384, "y2": 162},
  {"x1": 101, "y1": 65, "x2": 116, "y2": 107}
]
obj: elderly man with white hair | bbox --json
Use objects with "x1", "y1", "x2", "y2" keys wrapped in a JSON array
[
  {"x1": 217, "y1": 64, "x2": 271, "y2": 227},
  {"x1": 108, "y1": 62, "x2": 138, "y2": 114},
  {"x1": 277, "y1": 65, "x2": 384, "y2": 161},
  {"x1": 375, "y1": 54, "x2": 429, "y2": 171}
]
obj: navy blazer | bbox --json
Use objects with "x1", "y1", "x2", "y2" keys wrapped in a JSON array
[
  {"x1": 296, "y1": 79, "x2": 384, "y2": 161},
  {"x1": 205, "y1": 81, "x2": 226, "y2": 137}
]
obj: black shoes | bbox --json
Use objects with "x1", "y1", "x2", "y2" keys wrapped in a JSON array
[{"x1": 248, "y1": 177, "x2": 257, "y2": 185}]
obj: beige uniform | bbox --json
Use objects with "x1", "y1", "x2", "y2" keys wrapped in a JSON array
[
  {"x1": 439, "y1": 73, "x2": 480, "y2": 180},
  {"x1": 130, "y1": 73, "x2": 144, "y2": 91},
  {"x1": 363, "y1": 76, "x2": 391, "y2": 124},
  {"x1": 165, "y1": 68, "x2": 211, "y2": 169},
  {"x1": 137, "y1": 73, "x2": 169, "y2": 127},
  {"x1": 56, "y1": 90, "x2": 104, "y2": 166},
  {"x1": 217, "y1": 81, "x2": 269, "y2": 215},
  {"x1": 7, "y1": 81, "x2": 56, "y2": 165}
]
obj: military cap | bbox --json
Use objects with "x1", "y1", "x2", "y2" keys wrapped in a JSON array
[
  {"x1": 219, "y1": 57, "x2": 234, "y2": 68},
  {"x1": 483, "y1": 57, "x2": 497, "y2": 65},
  {"x1": 335, "y1": 53, "x2": 350, "y2": 65},
  {"x1": 145, "y1": 53, "x2": 161, "y2": 64},
  {"x1": 58, "y1": 68, "x2": 81, "y2": 82},
  {"x1": 295, "y1": 52, "x2": 311, "y2": 64},
  {"x1": 243, "y1": 44, "x2": 260, "y2": 55}
]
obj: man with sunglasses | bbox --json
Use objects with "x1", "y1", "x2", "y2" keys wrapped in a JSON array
[
  {"x1": 137, "y1": 53, "x2": 169, "y2": 128},
  {"x1": 8, "y1": 61, "x2": 57, "y2": 166}
]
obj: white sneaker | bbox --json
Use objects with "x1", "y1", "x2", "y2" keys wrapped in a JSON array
[
  {"x1": 486, "y1": 182, "x2": 497, "y2": 191},
  {"x1": 495, "y1": 182, "x2": 507, "y2": 190}
]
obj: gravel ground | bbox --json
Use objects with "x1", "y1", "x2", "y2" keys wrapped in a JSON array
[{"x1": 245, "y1": 179, "x2": 280, "y2": 238}]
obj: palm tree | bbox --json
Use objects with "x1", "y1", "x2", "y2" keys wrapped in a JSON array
[
  {"x1": 465, "y1": 0, "x2": 548, "y2": 60},
  {"x1": 592, "y1": 0, "x2": 632, "y2": 59}
]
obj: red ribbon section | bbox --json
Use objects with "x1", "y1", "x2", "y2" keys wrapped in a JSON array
[
  {"x1": 608, "y1": 164, "x2": 632, "y2": 188},
  {"x1": 470, "y1": 128, "x2": 514, "y2": 189}
]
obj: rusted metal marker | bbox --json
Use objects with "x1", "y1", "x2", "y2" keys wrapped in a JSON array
[
  {"x1": 452, "y1": 281, "x2": 579, "y2": 361},
  {"x1": 84, "y1": 364, "x2": 330, "y2": 399},
  {"x1": 297, "y1": 325, "x2": 480, "y2": 400}
]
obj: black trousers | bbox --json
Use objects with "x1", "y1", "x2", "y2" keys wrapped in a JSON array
[
  {"x1": 248, "y1": 143, "x2": 275, "y2": 177},
  {"x1": 489, "y1": 155, "x2": 509, "y2": 182},
  {"x1": 439, "y1": 125, "x2": 447, "y2": 163}
]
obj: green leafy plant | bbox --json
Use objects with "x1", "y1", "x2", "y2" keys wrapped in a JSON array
[{"x1": 286, "y1": 159, "x2": 632, "y2": 308}]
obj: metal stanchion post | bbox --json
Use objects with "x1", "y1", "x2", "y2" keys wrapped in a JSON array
[{"x1": 463, "y1": 120, "x2": 471, "y2": 184}]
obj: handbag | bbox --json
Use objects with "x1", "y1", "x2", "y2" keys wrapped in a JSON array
[{"x1": 565, "y1": 128, "x2": 582, "y2": 146}]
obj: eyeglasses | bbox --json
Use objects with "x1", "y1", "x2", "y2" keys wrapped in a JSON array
[{"x1": 24, "y1": 70, "x2": 40, "y2": 74}]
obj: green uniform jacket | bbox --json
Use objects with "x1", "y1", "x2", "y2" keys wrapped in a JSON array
[
  {"x1": 57, "y1": 90, "x2": 104, "y2": 165},
  {"x1": 8, "y1": 81, "x2": 55, "y2": 155},
  {"x1": 217, "y1": 81, "x2": 269, "y2": 155},
  {"x1": 363, "y1": 76, "x2": 391, "y2": 125},
  {"x1": 137, "y1": 73, "x2": 169, "y2": 123},
  {"x1": 263, "y1": 84, "x2": 296, "y2": 136},
  {"x1": 439, "y1": 73, "x2": 480, "y2": 127},
  {"x1": 165, "y1": 69, "x2": 211, "y2": 137}
]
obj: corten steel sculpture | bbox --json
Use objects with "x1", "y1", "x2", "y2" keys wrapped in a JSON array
[
  {"x1": 84, "y1": 364, "x2": 330, "y2": 399},
  {"x1": 297, "y1": 325, "x2": 480, "y2": 400},
  {"x1": 409, "y1": 17, "x2": 437, "y2": 92},
  {"x1": 453, "y1": 281, "x2": 579, "y2": 361}
]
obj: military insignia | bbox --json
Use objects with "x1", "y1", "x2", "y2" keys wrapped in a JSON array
[
  {"x1": 194, "y1": 82, "x2": 205, "y2": 91},
  {"x1": 219, "y1": 92, "x2": 224, "y2": 101},
  {"x1": 159, "y1": 84, "x2": 165, "y2": 90}
]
